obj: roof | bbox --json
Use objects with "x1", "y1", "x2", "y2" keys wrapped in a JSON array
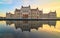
[
  {"x1": 21, "y1": 5, "x2": 30, "y2": 8},
  {"x1": 31, "y1": 9, "x2": 38, "y2": 11},
  {"x1": 15, "y1": 9, "x2": 20, "y2": 12}
]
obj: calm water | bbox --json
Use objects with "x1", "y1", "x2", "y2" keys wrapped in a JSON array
[{"x1": 0, "y1": 20, "x2": 60, "y2": 38}]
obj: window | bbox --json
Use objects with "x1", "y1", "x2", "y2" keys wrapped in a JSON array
[{"x1": 23, "y1": 10, "x2": 28, "y2": 12}]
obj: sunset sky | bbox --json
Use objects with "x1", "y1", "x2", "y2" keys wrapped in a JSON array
[{"x1": 0, "y1": 0, "x2": 60, "y2": 17}]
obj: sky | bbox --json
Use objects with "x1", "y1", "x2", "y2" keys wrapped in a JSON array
[{"x1": 0, "y1": 0, "x2": 60, "y2": 17}]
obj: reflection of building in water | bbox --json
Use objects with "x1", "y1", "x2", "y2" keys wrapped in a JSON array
[
  {"x1": 41, "y1": 21, "x2": 56, "y2": 27},
  {"x1": 6, "y1": 21, "x2": 56, "y2": 32},
  {"x1": 48, "y1": 21, "x2": 56, "y2": 27},
  {"x1": 6, "y1": 5, "x2": 56, "y2": 19}
]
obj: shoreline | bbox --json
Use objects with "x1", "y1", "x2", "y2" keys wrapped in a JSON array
[{"x1": 0, "y1": 18, "x2": 60, "y2": 21}]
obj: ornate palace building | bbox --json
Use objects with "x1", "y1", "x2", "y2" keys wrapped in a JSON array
[{"x1": 6, "y1": 5, "x2": 56, "y2": 19}]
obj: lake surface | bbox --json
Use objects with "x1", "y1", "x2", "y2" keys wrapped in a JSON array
[{"x1": 0, "y1": 20, "x2": 60, "y2": 38}]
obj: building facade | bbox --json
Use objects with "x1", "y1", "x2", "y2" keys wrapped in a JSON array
[{"x1": 6, "y1": 5, "x2": 56, "y2": 19}]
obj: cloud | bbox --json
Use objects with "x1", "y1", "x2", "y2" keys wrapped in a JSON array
[{"x1": 0, "y1": 0, "x2": 12, "y2": 4}]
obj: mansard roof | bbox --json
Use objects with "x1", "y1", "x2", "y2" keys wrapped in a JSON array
[
  {"x1": 22, "y1": 7, "x2": 29, "y2": 8},
  {"x1": 21, "y1": 5, "x2": 30, "y2": 8},
  {"x1": 49, "y1": 10, "x2": 56, "y2": 13},
  {"x1": 51, "y1": 11, "x2": 56, "y2": 13},
  {"x1": 31, "y1": 9, "x2": 38, "y2": 11},
  {"x1": 31, "y1": 8, "x2": 39, "y2": 11},
  {"x1": 6, "y1": 12, "x2": 11, "y2": 14},
  {"x1": 15, "y1": 9, "x2": 20, "y2": 12}
]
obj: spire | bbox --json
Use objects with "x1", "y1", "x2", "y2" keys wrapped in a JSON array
[
  {"x1": 15, "y1": 8, "x2": 17, "y2": 10},
  {"x1": 29, "y1": 5, "x2": 30, "y2": 8},
  {"x1": 55, "y1": 10, "x2": 56, "y2": 13},
  {"x1": 37, "y1": 8, "x2": 38, "y2": 9},
  {"x1": 29, "y1": 5, "x2": 30, "y2": 7},
  {"x1": 22, "y1": 6, "x2": 23, "y2": 8}
]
